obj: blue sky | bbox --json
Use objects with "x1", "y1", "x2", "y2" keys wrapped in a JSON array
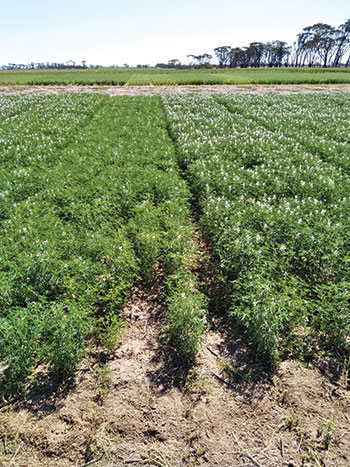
[{"x1": 1, "y1": 0, "x2": 349, "y2": 66}]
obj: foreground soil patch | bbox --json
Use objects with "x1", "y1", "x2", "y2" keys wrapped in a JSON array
[{"x1": 1, "y1": 277, "x2": 349, "y2": 466}]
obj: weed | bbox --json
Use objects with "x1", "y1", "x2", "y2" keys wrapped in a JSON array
[
  {"x1": 317, "y1": 419, "x2": 336, "y2": 450},
  {"x1": 94, "y1": 363, "x2": 112, "y2": 403},
  {"x1": 84, "y1": 422, "x2": 107, "y2": 464},
  {"x1": 0, "y1": 426, "x2": 22, "y2": 466},
  {"x1": 184, "y1": 366, "x2": 209, "y2": 396},
  {"x1": 141, "y1": 447, "x2": 172, "y2": 467},
  {"x1": 281, "y1": 412, "x2": 299, "y2": 431},
  {"x1": 217, "y1": 356, "x2": 252, "y2": 383},
  {"x1": 97, "y1": 312, "x2": 124, "y2": 351}
]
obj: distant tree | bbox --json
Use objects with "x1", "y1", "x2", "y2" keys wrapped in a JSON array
[
  {"x1": 200, "y1": 53, "x2": 213, "y2": 66},
  {"x1": 247, "y1": 42, "x2": 265, "y2": 67},
  {"x1": 123, "y1": 63, "x2": 129, "y2": 68},
  {"x1": 228, "y1": 41, "x2": 289, "y2": 68},
  {"x1": 313, "y1": 23, "x2": 337, "y2": 67},
  {"x1": 187, "y1": 53, "x2": 212, "y2": 67},
  {"x1": 333, "y1": 19, "x2": 350, "y2": 66},
  {"x1": 295, "y1": 26, "x2": 318, "y2": 66},
  {"x1": 214, "y1": 46, "x2": 231, "y2": 68},
  {"x1": 228, "y1": 47, "x2": 244, "y2": 68},
  {"x1": 65, "y1": 60, "x2": 76, "y2": 68},
  {"x1": 264, "y1": 41, "x2": 291, "y2": 67},
  {"x1": 295, "y1": 23, "x2": 338, "y2": 67},
  {"x1": 168, "y1": 59, "x2": 181, "y2": 68}
]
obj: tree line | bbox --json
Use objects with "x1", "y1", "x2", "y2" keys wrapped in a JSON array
[
  {"x1": 169, "y1": 19, "x2": 350, "y2": 69},
  {"x1": 2, "y1": 19, "x2": 350, "y2": 70},
  {"x1": 0, "y1": 60, "x2": 101, "y2": 71}
]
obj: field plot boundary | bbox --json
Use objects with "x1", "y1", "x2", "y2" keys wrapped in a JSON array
[{"x1": 2, "y1": 83, "x2": 350, "y2": 96}]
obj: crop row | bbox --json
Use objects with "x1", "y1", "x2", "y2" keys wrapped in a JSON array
[
  {"x1": 215, "y1": 93, "x2": 350, "y2": 171},
  {"x1": 163, "y1": 94, "x2": 350, "y2": 368},
  {"x1": 0, "y1": 95, "x2": 206, "y2": 393}
]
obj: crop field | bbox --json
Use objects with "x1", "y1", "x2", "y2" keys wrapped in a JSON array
[
  {"x1": 1, "y1": 66, "x2": 350, "y2": 85},
  {"x1": 164, "y1": 92, "x2": 350, "y2": 368},
  {"x1": 0, "y1": 94, "x2": 207, "y2": 394},
  {"x1": 1, "y1": 92, "x2": 350, "y2": 397}
]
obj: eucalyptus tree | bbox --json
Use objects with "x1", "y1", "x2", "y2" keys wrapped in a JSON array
[
  {"x1": 264, "y1": 41, "x2": 291, "y2": 67},
  {"x1": 214, "y1": 46, "x2": 231, "y2": 67},
  {"x1": 333, "y1": 19, "x2": 350, "y2": 66},
  {"x1": 168, "y1": 59, "x2": 181, "y2": 68},
  {"x1": 248, "y1": 42, "x2": 265, "y2": 67},
  {"x1": 296, "y1": 23, "x2": 340, "y2": 66},
  {"x1": 228, "y1": 47, "x2": 244, "y2": 68},
  {"x1": 296, "y1": 26, "x2": 319, "y2": 66},
  {"x1": 187, "y1": 53, "x2": 212, "y2": 66},
  {"x1": 312, "y1": 23, "x2": 337, "y2": 67}
]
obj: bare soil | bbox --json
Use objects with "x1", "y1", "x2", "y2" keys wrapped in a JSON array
[
  {"x1": 1, "y1": 83, "x2": 350, "y2": 96},
  {"x1": 1, "y1": 272, "x2": 349, "y2": 467}
]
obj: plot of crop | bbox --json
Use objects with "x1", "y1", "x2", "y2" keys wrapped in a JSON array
[
  {"x1": 0, "y1": 94, "x2": 206, "y2": 393},
  {"x1": 1, "y1": 67, "x2": 350, "y2": 85},
  {"x1": 1, "y1": 92, "x2": 349, "y2": 394},
  {"x1": 163, "y1": 93, "x2": 350, "y2": 368}
]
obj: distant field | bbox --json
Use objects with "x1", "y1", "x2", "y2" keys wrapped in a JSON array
[{"x1": 1, "y1": 67, "x2": 350, "y2": 85}]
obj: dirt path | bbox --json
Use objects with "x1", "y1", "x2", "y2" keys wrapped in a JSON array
[{"x1": 1, "y1": 83, "x2": 350, "y2": 96}]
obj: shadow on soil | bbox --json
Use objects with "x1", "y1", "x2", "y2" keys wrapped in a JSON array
[
  {"x1": 0, "y1": 373, "x2": 77, "y2": 418},
  {"x1": 318, "y1": 355, "x2": 345, "y2": 385},
  {"x1": 145, "y1": 313, "x2": 274, "y2": 404},
  {"x1": 143, "y1": 226, "x2": 276, "y2": 401},
  {"x1": 0, "y1": 349, "x2": 111, "y2": 418},
  {"x1": 209, "y1": 319, "x2": 274, "y2": 401},
  {"x1": 146, "y1": 346, "x2": 193, "y2": 395},
  {"x1": 195, "y1": 250, "x2": 275, "y2": 401}
]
